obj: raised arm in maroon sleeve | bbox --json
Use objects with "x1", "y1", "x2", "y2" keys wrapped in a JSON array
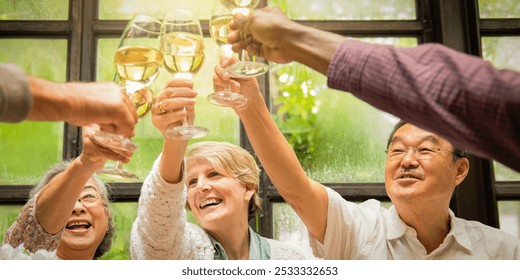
[{"x1": 327, "y1": 39, "x2": 520, "y2": 171}]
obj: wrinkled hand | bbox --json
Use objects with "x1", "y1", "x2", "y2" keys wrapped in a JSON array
[
  {"x1": 80, "y1": 125, "x2": 133, "y2": 170},
  {"x1": 228, "y1": 6, "x2": 294, "y2": 64},
  {"x1": 68, "y1": 82, "x2": 138, "y2": 138},
  {"x1": 151, "y1": 79, "x2": 197, "y2": 137},
  {"x1": 213, "y1": 56, "x2": 262, "y2": 112}
]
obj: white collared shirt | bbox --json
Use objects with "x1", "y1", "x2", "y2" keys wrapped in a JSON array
[{"x1": 309, "y1": 187, "x2": 520, "y2": 259}]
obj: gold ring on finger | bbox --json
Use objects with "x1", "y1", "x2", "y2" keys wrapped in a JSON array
[{"x1": 158, "y1": 101, "x2": 166, "y2": 114}]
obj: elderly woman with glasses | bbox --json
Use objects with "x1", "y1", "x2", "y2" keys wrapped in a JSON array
[
  {"x1": 130, "y1": 79, "x2": 305, "y2": 260},
  {"x1": 3, "y1": 127, "x2": 132, "y2": 259}
]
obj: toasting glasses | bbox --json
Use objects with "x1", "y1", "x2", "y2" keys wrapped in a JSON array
[
  {"x1": 160, "y1": 9, "x2": 208, "y2": 139},
  {"x1": 218, "y1": 0, "x2": 268, "y2": 79},
  {"x1": 206, "y1": 0, "x2": 248, "y2": 107},
  {"x1": 93, "y1": 14, "x2": 163, "y2": 181}
]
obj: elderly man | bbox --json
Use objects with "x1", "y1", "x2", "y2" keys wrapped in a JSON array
[{"x1": 214, "y1": 57, "x2": 520, "y2": 259}]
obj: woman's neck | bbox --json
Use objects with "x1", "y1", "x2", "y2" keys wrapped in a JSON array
[{"x1": 209, "y1": 223, "x2": 250, "y2": 260}]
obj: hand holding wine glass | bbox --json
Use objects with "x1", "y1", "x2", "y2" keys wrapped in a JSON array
[
  {"x1": 207, "y1": 0, "x2": 248, "y2": 107},
  {"x1": 160, "y1": 9, "x2": 208, "y2": 139},
  {"x1": 218, "y1": 0, "x2": 269, "y2": 78},
  {"x1": 227, "y1": 5, "x2": 296, "y2": 64},
  {"x1": 93, "y1": 14, "x2": 163, "y2": 182},
  {"x1": 151, "y1": 79, "x2": 197, "y2": 137}
]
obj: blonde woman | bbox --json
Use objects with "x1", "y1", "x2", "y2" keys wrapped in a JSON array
[{"x1": 130, "y1": 79, "x2": 304, "y2": 260}]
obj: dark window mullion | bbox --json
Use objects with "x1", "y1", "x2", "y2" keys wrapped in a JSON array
[
  {"x1": 480, "y1": 19, "x2": 520, "y2": 35},
  {"x1": 62, "y1": 0, "x2": 84, "y2": 160}
]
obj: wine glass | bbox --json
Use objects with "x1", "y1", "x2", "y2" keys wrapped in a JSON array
[
  {"x1": 207, "y1": 0, "x2": 248, "y2": 107},
  {"x1": 93, "y1": 14, "x2": 163, "y2": 182},
  {"x1": 219, "y1": 0, "x2": 269, "y2": 79},
  {"x1": 160, "y1": 9, "x2": 208, "y2": 139}
]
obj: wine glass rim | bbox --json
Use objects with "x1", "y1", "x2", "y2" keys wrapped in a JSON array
[{"x1": 124, "y1": 14, "x2": 162, "y2": 35}]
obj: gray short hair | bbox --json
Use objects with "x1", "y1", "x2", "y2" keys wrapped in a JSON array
[{"x1": 30, "y1": 160, "x2": 114, "y2": 259}]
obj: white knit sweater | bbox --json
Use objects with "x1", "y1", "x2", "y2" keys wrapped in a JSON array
[{"x1": 130, "y1": 156, "x2": 306, "y2": 260}]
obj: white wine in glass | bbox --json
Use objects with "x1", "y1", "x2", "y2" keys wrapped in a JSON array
[
  {"x1": 161, "y1": 9, "x2": 208, "y2": 139},
  {"x1": 94, "y1": 14, "x2": 163, "y2": 182},
  {"x1": 114, "y1": 46, "x2": 162, "y2": 117},
  {"x1": 218, "y1": 0, "x2": 269, "y2": 78},
  {"x1": 207, "y1": 0, "x2": 248, "y2": 107}
]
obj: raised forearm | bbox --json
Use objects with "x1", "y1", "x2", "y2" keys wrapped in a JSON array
[
  {"x1": 35, "y1": 158, "x2": 97, "y2": 234},
  {"x1": 284, "y1": 23, "x2": 346, "y2": 76},
  {"x1": 159, "y1": 138, "x2": 189, "y2": 183},
  {"x1": 26, "y1": 76, "x2": 73, "y2": 122}
]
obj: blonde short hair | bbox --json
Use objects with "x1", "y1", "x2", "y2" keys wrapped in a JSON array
[{"x1": 185, "y1": 141, "x2": 262, "y2": 219}]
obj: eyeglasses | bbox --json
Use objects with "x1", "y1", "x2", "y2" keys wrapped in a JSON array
[
  {"x1": 77, "y1": 191, "x2": 102, "y2": 206},
  {"x1": 385, "y1": 145, "x2": 457, "y2": 161}
]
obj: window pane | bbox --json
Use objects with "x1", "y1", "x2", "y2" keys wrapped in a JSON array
[
  {"x1": 100, "y1": 202, "x2": 137, "y2": 260},
  {"x1": 479, "y1": 0, "x2": 520, "y2": 19},
  {"x1": 96, "y1": 37, "x2": 239, "y2": 180},
  {"x1": 0, "y1": 0, "x2": 68, "y2": 20},
  {"x1": 272, "y1": 203, "x2": 316, "y2": 259},
  {"x1": 482, "y1": 37, "x2": 520, "y2": 72},
  {"x1": 498, "y1": 201, "x2": 520, "y2": 238},
  {"x1": 0, "y1": 205, "x2": 23, "y2": 243},
  {"x1": 270, "y1": 0, "x2": 416, "y2": 20},
  {"x1": 98, "y1": 0, "x2": 211, "y2": 20},
  {"x1": 270, "y1": 37, "x2": 417, "y2": 183},
  {"x1": 0, "y1": 39, "x2": 66, "y2": 185},
  {"x1": 481, "y1": 36, "x2": 520, "y2": 181}
]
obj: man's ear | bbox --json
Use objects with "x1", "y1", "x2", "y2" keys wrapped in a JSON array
[{"x1": 455, "y1": 157, "x2": 470, "y2": 186}]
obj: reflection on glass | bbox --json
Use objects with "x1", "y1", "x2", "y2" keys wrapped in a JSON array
[
  {"x1": 270, "y1": 37, "x2": 416, "y2": 183},
  {"x1": 0, "y1": 0, "x2": 68, "y2": 20},
  {"x1": 0, "y1": 39, "x2": 66, "y2": 185},
  {"x1": 269, "y1": 0, "x2": 415, "y2": 20},
  {"x1": 478, "y1": 0, "x2": 520, "y2": 19},
  {"x1": 498, "y1": 201, "x2": 520, "y2": 239}
]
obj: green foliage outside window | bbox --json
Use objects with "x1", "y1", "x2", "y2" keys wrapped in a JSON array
[
  {"x1": 482, "y1": 36, "x2": 520, "y2": 181},
  {"x1": 0, "y1": 39, "x2": 67, "y2": 185},
  {"x1": 479, "y1": 0, "x2": 520, "y2": 18},
  {"x1": 270, "y1": 0, "x2": 416, "y2": 20},
  {"x1": 272, "y1": 64, "x2": 318, "y2": 164},
  {"x1": 0, "y1": 0, "x2": 68, "y2": 20}
]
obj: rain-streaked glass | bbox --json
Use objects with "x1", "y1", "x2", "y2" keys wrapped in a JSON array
[
  {"x1": 481, "y1": 36, "x2": 520, "y2": 181},
  {"x1": 269, "y1": 0, "x2": 416, "y2": 20},
  {"x1": 0, "y1": 39, "x2": 66, "y2": 185},
  {"x1": 498, "y1": 201, "x2": 520, "y2": 238},
  {"x1": 479, "y1": 0, "x2": 520, "y2": 19},
  {"x1": 0, "y1": 0, "x2": 68, "y2": 20},
  {"x1": 98, "y1": 0, "x2": 211, "y2": 20},
  {"x1": 270, "y1": 37, "x2": 417, "y2": 183}
]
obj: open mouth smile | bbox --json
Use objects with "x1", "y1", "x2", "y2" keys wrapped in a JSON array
[{"x1": 199, "y1": 198, "x2": 223, "y2": 209}]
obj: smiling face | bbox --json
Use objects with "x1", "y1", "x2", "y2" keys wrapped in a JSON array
[
  {"x1": 57, "y1": 179, "x2": 109, "y2": 259},
  {"x1": 384, "y1": 124, "x2": 469, "y2": 208},
  {"x1": 186, "y1": 159, "x2": 254, "y2": 232}
]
